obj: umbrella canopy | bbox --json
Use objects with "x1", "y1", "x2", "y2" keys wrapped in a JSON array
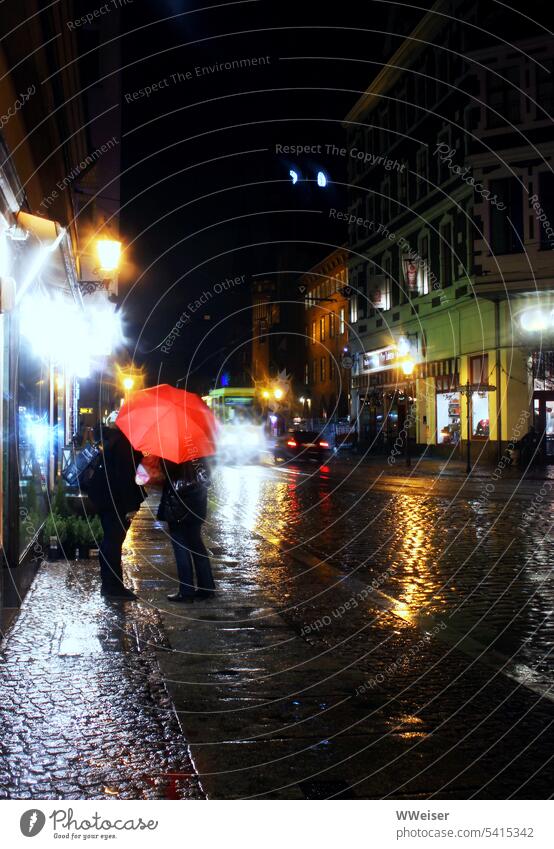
[{"x1": 116, "y1": 384, "x2": 218, "y2": 463}]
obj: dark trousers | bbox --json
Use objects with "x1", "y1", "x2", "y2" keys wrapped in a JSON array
[
  {"x1": 99, "y1": 510, "x2": 130, "y2": 590},
  {"x1": 169, "y1": 521, "x2": 215, "y2": 597}
]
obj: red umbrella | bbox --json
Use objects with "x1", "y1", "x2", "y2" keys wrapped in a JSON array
[{"x1": 116, "y1": 384, "x2": 218, "y2": 463}]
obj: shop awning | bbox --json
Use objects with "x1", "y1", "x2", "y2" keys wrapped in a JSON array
[{"x1": 16, "y1": 211, "x2": 81, "y2": 304}]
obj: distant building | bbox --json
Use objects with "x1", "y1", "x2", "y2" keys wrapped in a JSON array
[
  {"x1": 299, "y1": 249, "x2": 350, "y2": 422},
  {"x1": 251, "y1": 278, "x2": 304, "y2": 416}
]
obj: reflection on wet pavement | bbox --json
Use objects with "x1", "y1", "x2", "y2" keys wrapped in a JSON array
[
  {"x1": 209, "y1": 464, "x2": 554, "y2": 677},
  {"x1": 1, "y1": 460, "x2": 553, "y2": 800}
]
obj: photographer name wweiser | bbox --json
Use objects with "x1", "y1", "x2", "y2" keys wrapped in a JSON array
[{"x1": 396, "y1": 810, "x2": 450, "y2": 820}]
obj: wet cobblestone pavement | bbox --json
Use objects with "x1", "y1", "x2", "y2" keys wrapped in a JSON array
[
  {"x1": 0, "y1": 562, "x2": 204, "y2": 800},
  {"x1": 1, "y1": 460, "x2": 553, "y2": 799}
]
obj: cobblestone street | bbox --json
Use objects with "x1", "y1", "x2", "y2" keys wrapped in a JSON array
[{"x1": 1, "y1": 460, "x2": 553, "y2": 799}]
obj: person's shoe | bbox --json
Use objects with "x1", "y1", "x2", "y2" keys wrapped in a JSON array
[
  {"x1": 195, "y1": 590, "x2": 215, "y2": 600},
  {"x1": 101, "y1": 585, "x2": 138, "y2": 600},
  {"x1": 167, "y1": 592, "x2": 195, "y2": 603}
]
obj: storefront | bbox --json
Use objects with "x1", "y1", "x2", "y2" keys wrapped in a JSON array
[
  {"x1": 353, "y1": 343, "x2": 417, "y2": 450},
  {"x1": 529, "y1": 350, "x2": 554, "y2": 462}
]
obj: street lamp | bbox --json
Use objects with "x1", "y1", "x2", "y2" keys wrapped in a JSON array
[
  {"x1": 122, "y1": 376, "x2": 135, "y2": 392},
  {"x1": 274, "y1": 387, "x2": 284, "y2": 400},
  {"x1": 96, "y1": 239, "x2": 121, "y2": 273}
]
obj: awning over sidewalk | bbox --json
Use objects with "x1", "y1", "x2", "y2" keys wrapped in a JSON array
[{"x1": 16, "y1": 210, "x2": 81, "y2": 304}]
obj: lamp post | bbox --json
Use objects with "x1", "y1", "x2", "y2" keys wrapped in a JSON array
[{"x1": 401, "y1": 358, "x2": 415, "y2": 468}]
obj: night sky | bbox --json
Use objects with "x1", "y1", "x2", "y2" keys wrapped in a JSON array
[
  {"x1": 119, "y1": 0, "x2": 424, "y2": 389},
  {"x1": 118, "y1": 0, "x2": 550, "y2": 391}
]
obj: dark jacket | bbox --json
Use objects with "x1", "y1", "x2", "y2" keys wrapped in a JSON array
[
  {"x1": 87, "y1": 427, "x2": 145, "y2": 516},
  {"x1": 157, "y1": 459, "x2": 210, "y2": 526}
]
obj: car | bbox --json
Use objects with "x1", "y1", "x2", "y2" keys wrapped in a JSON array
[{"x1": 273, "y1": 430, "x2": 333, "y2": 464}]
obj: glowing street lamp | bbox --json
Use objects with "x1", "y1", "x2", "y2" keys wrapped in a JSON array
[
  {"x1": 122, "y1": 376, "x2": 135, "y2": 392},
  {"x1": 401, "y1": 358, "x2": 415, "y2": 376},
  {"x1": 274, "y1": 387, "x2": 284, "y2": 400},
  {"x1": 261, "y1": 389, "x2": 270, "y2": 400},
  {"x1": 96, "y1": 239, "x2": 121, "y2": 273}
]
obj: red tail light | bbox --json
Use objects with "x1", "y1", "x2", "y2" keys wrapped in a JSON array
[
  {"x1": 287, "y1": 439, "x2": 297, "y2": 447},
  {"x1": 319, "y1": 440, "x2": 329, "y2": 448}
]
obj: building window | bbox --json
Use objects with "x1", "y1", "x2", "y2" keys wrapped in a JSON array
[
  {"x1": 398, "y1": 165, "x2": 408, "y2": 207},
  {"x1": 339, "y1": 307, "x2": 345, "y2": 334},
  {"x1": 320, "y1": 357, "x2": 326, "y2": 382},
  {"x1": 471, "y1": 354, "x2": 489, "y2": 386},
  {"x1": 537, "y1": 173, "x2": 554, "y2": 249},
  {"x1": 471, "y1": 391, "x2": 490, "y2": 438},
  {"x1": 436, "y1": 390, "x2": 461, "y2": 444},
  {"x1": 350, "y1": 296, "x2": 358, "y2": 324},
  {"x1": 536, "y1": 59, "x2": 554, "y2": 117},
  {"x1": 487, "y1": 66, "x2": 520, "y2": 128},
  {"x1": 440, "y1": 220, "x2": 454, "y2": 286},
  {"x1": 470, "y1": 354, "x2": 490, "y2": 438},
  {"x1": 320, "y1": 317, "x2": 325, "y2": 342},
  {"x1": 490, "y1": 177, "x2": 523, "y2": 254},
  {"x1": 312, "y1": 359, "x2": 318, "y2": 384},
  {"x1": 304, "y1": 363, "x2": 309, "y2": 385},
  {"x1": 418, "y1": 232, "x2": 431, "y2": 295},
  {"x1": 416, "y1": 148, "x2": 428, "y2": 199},
  {"x1": 312, "y1": 321, "x2": 316, "y2": 344},
  {"x1": 381, "y1": 177, "x2": 391, "y2": 222},
  {"x1": 329, "y1": 312, "x2": 336, "y2": 337}
]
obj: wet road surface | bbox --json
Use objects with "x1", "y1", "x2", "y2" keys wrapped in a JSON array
[{"x1": 1, "y1": 457, "x2": 553, "y2": 799}]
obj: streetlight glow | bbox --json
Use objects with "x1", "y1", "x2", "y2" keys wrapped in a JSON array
[
  {"x1": 274, "y1": 388, "x2": 284, "y2": 400},
  {"x1": 96, "y1": 239, "x2": 121, "y2": 272},
  {"x1": 401, "y1": 358, "x2": 415, "y2": 376},
  {"x1": 122, "y1": 376, "x2": 135, "y2": 391}
]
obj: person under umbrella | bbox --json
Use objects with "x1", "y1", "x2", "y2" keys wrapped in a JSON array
[
  {"x1": 88, "y1": 412, "x2": 145, "y2": 600},
  {"x1": 116, "y1": 385, "x2": 218, "y2": 603},
  {"x1": 157, "y1": 456, "x2": 215, "y2": 602}
]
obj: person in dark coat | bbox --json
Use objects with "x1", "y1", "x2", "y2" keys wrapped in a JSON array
[
  {"x1": 157, "y1": 458, "x2": 215, "y2": 603},
  {"x1": 87, "y1": 415, "x2": 145, "y2": 599}
]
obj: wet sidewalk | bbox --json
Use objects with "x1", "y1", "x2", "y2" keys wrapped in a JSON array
[{"x1": 0, "y1": 557, "x2": 204, "y2": 800}]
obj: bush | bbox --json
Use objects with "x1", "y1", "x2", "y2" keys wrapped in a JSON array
[
  {"x1": 64, "y1": 515, "x2": 81, "y2": 549},
  {"x1": 43, "y1": 513, "x2": 67, "y2": 544},
  {"x1": 52, "y1": 479, "x2": 71, "y2": 517},
  {"x1": 79, "y1": 518, "x2": 96, "y2": 547},
  {"x1": 89, "y1": 515, "x2": 104, "y2": 544}
]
